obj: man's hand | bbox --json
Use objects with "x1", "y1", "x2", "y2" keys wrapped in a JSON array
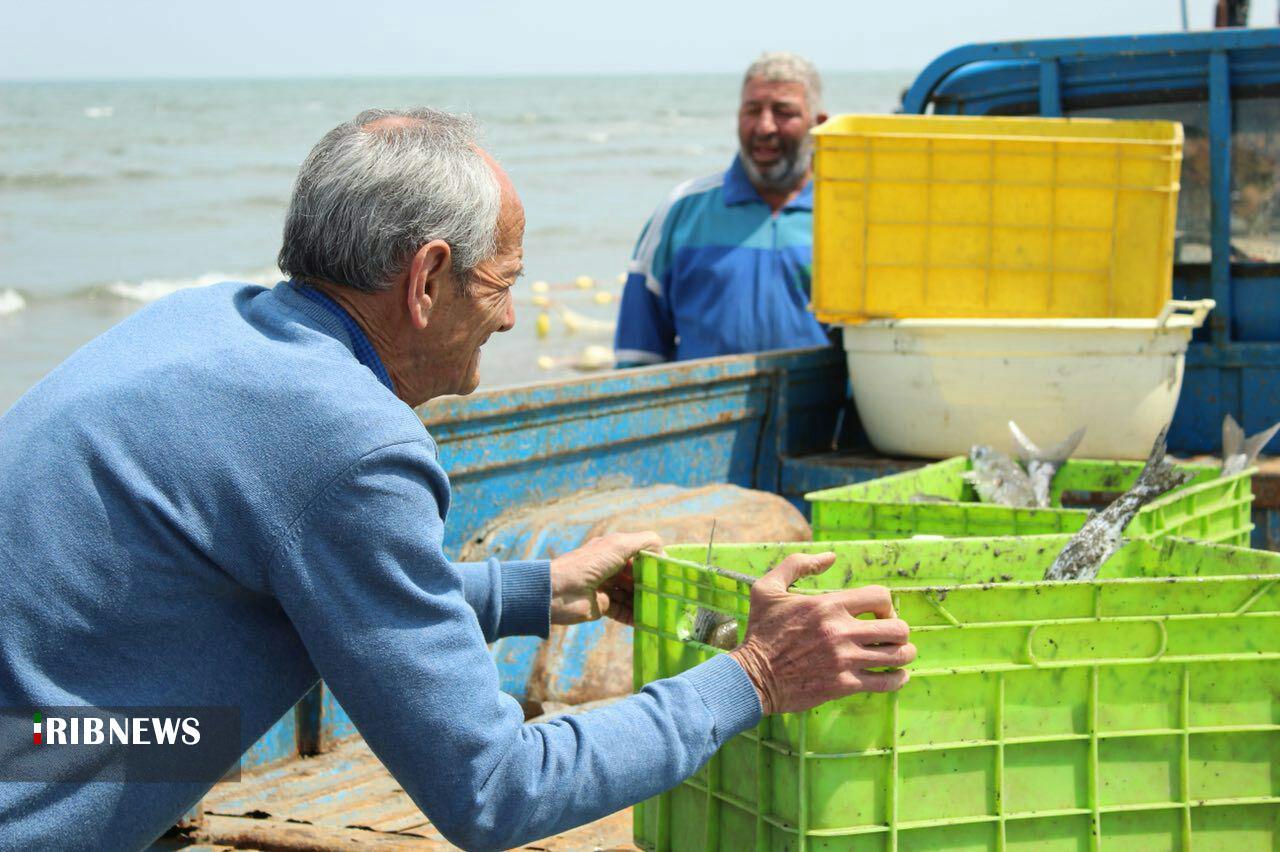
[
  {"x1": 549, "y1": 531, "x2": 663, "y2": 626},
  {"x1": 728, "y1": 552, "x2": 915, "y2": 715}
]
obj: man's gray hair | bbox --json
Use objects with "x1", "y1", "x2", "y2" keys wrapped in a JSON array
[
  {"x1": 742, "y1": 52, "x2": 824, "y2": 114},
  {"x1": 278, "y1": 107, "x2": 501, "y2": 294}
]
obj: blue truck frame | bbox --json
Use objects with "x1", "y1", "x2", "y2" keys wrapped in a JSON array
[
  {"x1": 220, "y1": 28, "x2": 1280, "y2": 814},
  {"x1": 902, "y1": 27, "x2": 1280, "y2": 452}
]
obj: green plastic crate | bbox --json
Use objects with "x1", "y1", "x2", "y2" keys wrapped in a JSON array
[
  {"x1": 633, "y1": 537, "x2": 1280, "y2": 851},
  {"x1": 805, "y1": 458, "x2": 1255, "y2": 546}
]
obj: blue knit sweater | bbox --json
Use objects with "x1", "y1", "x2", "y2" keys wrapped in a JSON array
[{"x1": 0, "y1": 281, "x2": 761, "y2": 851}]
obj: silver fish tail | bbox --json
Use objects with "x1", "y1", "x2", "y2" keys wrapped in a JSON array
[
  {"x1": 1221, "y1": 414, "x2": 1280, "y2": 476},
  {"x1": 1009, "y1": 421, "x2": 1086, "y2": 509}
]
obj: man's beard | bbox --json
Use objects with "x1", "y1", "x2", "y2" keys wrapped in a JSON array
[{"x1": 740, "y1": 133, "x2": 813, "y2": 193}]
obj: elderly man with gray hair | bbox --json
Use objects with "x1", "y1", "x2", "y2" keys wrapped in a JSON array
[
  {"x1": 614, "y1": 52, "x2": 832, "y2": 367},
  {"x1": 0, "y1": 107, "x2": 913, "y2": 850}
]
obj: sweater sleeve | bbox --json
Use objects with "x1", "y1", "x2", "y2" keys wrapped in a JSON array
[
  {"x1": 452, "y1": 559, "x2": 551, "y2": 641},
  {"x1": 267, "y1": 440, "x2": 761, "y2": 851}
]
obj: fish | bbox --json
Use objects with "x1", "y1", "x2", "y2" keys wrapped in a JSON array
[
  {"x1": 1221, "y1": 413, "x2": 1280, "y2": 476},
  {"x1": 962, "y1": 445, "x2": 1038, "y2": 508},
  {"x1": 691, "y1": 608, "x2": 740, "y2": 650},
  {"x1": 909, "y1": 492, "x2": 955, "y2": 504},
  {"x1": 689, "y1": 519, "x2": 748, "y2": 651},
  {"x1": 1008, "y1": 421, "x2": 1087, "y2": 509},
  {"x1": 1043, "y1": 425, "x2": 1193, "y2": 581}
]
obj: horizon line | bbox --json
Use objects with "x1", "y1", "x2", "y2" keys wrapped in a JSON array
[{"x1": 0, "y1": 67, "x2": 915, "y2": 85}]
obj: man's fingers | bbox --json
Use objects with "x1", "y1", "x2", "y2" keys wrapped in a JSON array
[
  {"x1": 600, "y1": 590, "x2": 634, "y2": 626},
  {"x1": 830, "y1": 584, "x2": 896, "y2": 619},
  {"x1": 852, "y1": 668, "x2": 911, "y2": 693},
  {"x1": 609, "y1": 530, "x2": 664, "y2": 558},
  {"x1": 755, "y1": 552, "x2": 837, "y2": 594},
  {"x1": 856, "y1": 642, "x2": 917, "y2": 668},
  {"x1": 850, "y1": 617, "x2": 911, "y2": 645}
]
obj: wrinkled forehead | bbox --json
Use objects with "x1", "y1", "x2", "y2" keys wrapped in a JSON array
[{"x1": 740, "y1": 77, "x2": 809, "y2": 109}]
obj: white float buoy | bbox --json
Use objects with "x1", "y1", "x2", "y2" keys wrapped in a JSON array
[
  {"x1": 576, "y1": 345, "x2": 615, "y2": 370},
  {"x1": 558, "y1": 307, "x2": 616, "y2": 334}
]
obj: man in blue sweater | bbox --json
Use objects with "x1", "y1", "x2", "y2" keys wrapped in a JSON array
[{"x1": 0, "y1": 108, "x2": 914, "y2": 850}]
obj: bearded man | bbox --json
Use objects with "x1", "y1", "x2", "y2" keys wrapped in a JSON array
[{"x1": 613, "y1": 52, "x2": 831, "y2": 366}]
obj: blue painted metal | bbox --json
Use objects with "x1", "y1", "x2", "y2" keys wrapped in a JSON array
[
  {"x1": 240, "y1": 703, "x2": 299, "y2": 771},
  {"x1": 1260, "y1": 506, "x2": 1280, "y2": 549},
  {"x1": 1232, "y1": 273, "x2": 1280, "y2": 340},
  {"x1": 294, "y1": 683, "x2": 323, "y2": 756},
  {"x1": 778, "y1": 453, "x2": 925, "y2": 510},
  {"x1": 1173, "y1": 266, "x2": 1280, "y2": 343},
  {"x1": 423, "y1": 347, "x2": 844, "y2": 556},
  {"x1": 917, "y1": 46, "x2": 1280, "y2": 119},
  {"x1": 318, "y1": 681, "x2": 359, "y2": 746},
  {"x1": 901, "y1": 28, "x2": 1280, "y2": 114},
  {"x1": 545, "y1": 621, "x2": 608, "y2": 699},
  {"x1": 1174, "y1": 346, "x2": 1280, "y2": 452},
  {"x1": 1038, "y1": 58, "x2": 1062, "y2": 116},
  {"x1": 1209, "y1": 50, "x2": 1235, "y2": 349}
]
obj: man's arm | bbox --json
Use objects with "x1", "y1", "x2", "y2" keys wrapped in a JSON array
[
  {"x1": 266, "y1": 440, "x2": 760, "y2": 850},
  {"x1": 614, "y1": 216, "x2": 676, "y2": 367},
  {"x1": 269, "y1": 440, "x2": 914, "y2": 850}
]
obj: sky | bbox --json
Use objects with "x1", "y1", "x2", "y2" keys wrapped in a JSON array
[{"x1": 2, "y1": 0, "x2": 1278, "y2": 80}]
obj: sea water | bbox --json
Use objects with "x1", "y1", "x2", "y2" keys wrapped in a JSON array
[{"x1": 0, "y1": 73, "x2": 907, "y2": 412}]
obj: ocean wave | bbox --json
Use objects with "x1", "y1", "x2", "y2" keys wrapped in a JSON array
[
  {"x1": 233, "y1": 162, "x2": 301, "y2": 177},
  {"x1": 489, "y1": 111, "x2": 553, "y2": 126},
  {"x1": 0, "y1": 171, "x2": 101, "y2": 190},
  {"x1": 1, "y1": 167, "x2": 166, "y2": 190},
  {"x1": 0, "y1": 290, "x2": 27, "y2": 317},
  {"x1": 84, "y1": 106, "x2": 114, "y2": 119},
  {"x1": 237, "y1": 194, "x2": 289, "y2": 210},
  {"x1": 99, "y1": 268, "x2": 282, "y2": 303}
]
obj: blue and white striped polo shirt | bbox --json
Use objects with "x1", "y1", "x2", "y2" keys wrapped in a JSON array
[{"x1": 613, "y1": 155, "x2": 829, "y2": 366}]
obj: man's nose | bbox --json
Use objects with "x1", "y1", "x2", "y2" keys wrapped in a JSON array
[
  {"x1": 499, "y1": 299, "x2": 516, "y2": 333},
  {"x1": 756, "y1": 107, "x2": 778, "y2": 135}
]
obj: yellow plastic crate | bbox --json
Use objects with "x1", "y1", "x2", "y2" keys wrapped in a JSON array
[{"x1": 811, "y1": 115, "x2": 1183, "y2": 322}]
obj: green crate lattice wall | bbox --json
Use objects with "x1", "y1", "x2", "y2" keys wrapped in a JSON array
[
  {"x1": 633, "y1": 538, "x2": 1280, "y2": 851},
  {"x1": 806, "y1": 459, "x2": 1254, "y2": 547}
]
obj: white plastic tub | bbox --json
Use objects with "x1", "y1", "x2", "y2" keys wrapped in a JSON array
[{"x1": 843, "y1": 300, "x2": 1214, "y2": 460}]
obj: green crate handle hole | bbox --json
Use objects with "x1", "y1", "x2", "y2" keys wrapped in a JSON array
[{"x1": 1025, "y1": 619, "x2": 1168, "y2": 667}]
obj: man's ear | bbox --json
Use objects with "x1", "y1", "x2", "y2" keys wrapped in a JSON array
[
  {"x1": 814, "y1": 111, "x2": 829, "y2": 127},
  {"x1": 406, "y1": 240, "x2": 452, "y2": 330}
]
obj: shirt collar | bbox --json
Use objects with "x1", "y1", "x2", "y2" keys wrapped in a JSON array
[
  {"x1": 289, "y1": 279, "x2": 396, "y2": 394},
  {"x1": 722, "y1": 155, "x2": 814, "y2": 211}
]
